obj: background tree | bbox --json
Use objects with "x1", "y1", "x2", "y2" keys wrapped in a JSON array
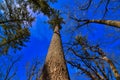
[
  {"x1": 27, "y1": 0, "x2": 57, "y2": 17},
  {"x1": 25, "y1": 57, "x2": 42, "y2": 80},
  {"x1": 0, "y1": 55, "x2": 21, "y2": 80},
  {"x1": 66, "y1": 35, "x2": 120, "y2": 80},
  {"x1": 26, "y1": 0, "x2": 120, "y2": 79},
  {"x1": 60, "y1": 0, "x2": 120, "y2": 80},
  {"x1": 0, "y1": 0, "x2": 33, "y2": 54},
  {"x1": 1, "y1": 0, "x2": 120, "y2": 80},
  {"x1": 0, "y1": 0, "x2": 57, "y2": 54}
]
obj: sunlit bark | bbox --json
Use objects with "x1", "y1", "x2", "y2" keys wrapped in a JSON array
[
  {"x1": 40, "y1": 25, "x2": 70, "y2": 80},
  {"x1": 70, "y1": 17, "x2": 120, "y2": 28},
  {"x1": 88, "y1": 20, "x2": 120, "y2": 28}
]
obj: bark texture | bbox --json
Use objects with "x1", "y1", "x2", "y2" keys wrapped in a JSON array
[{"x1": 40, "y1": 25, "x2": 70, "y2": 80}]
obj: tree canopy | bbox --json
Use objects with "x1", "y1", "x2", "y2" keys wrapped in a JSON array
[
  {"x1": 0, "y1": 0, "x2": 58, "y2": 54},
  {"x1": 0, "y1": 0, "x2": 34, "y2": 54}
]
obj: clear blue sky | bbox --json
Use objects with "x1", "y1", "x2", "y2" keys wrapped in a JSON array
[
  {"x1": 1, "y1": 0, "x2": 120, "y2": 80},
  {"x1": 17, "y1": 0, "x2": 120, "y2": 80},
  {"x1": 16, "y1": 1, "x2": 81, "y2": 80}
]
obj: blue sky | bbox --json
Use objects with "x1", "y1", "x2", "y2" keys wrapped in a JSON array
[
  {"x1": 15, "y1": 1, "x2": 79, "y2": 79},
  {"x1": 17, "y1": 0, "x2": 120, "y2": 80},
  {"x1": 1, "y1": 0, "x2": 120, "y2": 80},
  {"x1": 16, "y1": 14, "x2": 52, "y2": 79}
]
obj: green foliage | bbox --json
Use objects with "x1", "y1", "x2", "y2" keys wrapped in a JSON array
[
  {"x1": 27, "y1": 0, "x2": 64, "y2": 30},
  {"x1": 0, "y1": 0, "x2": 59, "y2": 54},
  {"x1": 0, "y1": 28, "x2": 30, "y2": 54},
  {"x1": 27, "y1": 0, "x2": 57, "y2": 17},
  {"x1": 48, "y1": 10, "x2": 64, "y2": 30},
  {"x1": 0, "y1": 0, "x2": 34, "y2": 54}
]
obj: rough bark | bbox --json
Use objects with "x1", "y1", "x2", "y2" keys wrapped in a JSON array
[{"x1": 40, "y1": 25, "x2": 70, "y2": 80}]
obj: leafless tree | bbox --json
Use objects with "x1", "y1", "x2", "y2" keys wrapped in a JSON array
[
  {"x1": 65, "y1": 35, "x2": 120, "y2": 80},
  {"x1": 25, "y1": 57, "x2": 42, "y2": 80},
  {"x1": 0, "y1": 55, "x2": 21, "y2": 80}
]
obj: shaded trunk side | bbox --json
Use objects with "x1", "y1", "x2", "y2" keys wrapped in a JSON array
[{"x1": 40, "y1": 25, "x2": 70, "y2": 80}]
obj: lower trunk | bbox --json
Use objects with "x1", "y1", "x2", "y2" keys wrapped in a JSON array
[{"x1": 40, "y1": 25, "x2": 70, "y2": 80}]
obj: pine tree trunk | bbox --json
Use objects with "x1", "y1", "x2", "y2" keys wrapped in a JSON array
[{"x1": 40, "y1": 25, "x2": 70, "y2": 80}]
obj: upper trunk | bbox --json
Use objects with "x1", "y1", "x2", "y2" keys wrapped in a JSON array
[{"x1": 40, "y1": 25, "x2": 70, "y2": 80}]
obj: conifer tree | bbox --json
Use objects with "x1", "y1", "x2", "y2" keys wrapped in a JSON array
[
  {"x1": 40, "y1": 10, "x2": 70, "y2": 80},
  {"x1": 0, "y1": 0, "x2": 55, "y2": 54}
]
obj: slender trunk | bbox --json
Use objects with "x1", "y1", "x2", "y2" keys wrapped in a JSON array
[
  {"x1": 71, "y1": 17, "x2": 120, "y2": 28},
  {"x1": 98, "y1": 49, "x2": 120, "y2": 80},
  {"x1": 67, "y1": 61, "x2": 97, "y2": 80},
  {"x1": 89, "y1": 20, "x2": 120, "y2": 28},
  {"x1": 102, "y1": 56, "x2": 120, "y2": 80},
  {"x1": 40, "y1": 25, "x2": 70, "y2": 80}
]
